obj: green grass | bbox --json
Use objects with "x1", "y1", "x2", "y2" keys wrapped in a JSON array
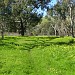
[
  {"x1": 0, "y1": 36, "x2": 75, "y2": 75},
  {"x1": 50, "y1": 37, "x2": 74, "y2": 44}
]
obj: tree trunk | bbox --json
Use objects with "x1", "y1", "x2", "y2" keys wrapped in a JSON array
[
  {"x1": 70, "y1": 5, "x2": 74, "y2": 37},
  {"x1": 55, "y1": 29, "x2": 57, "y2": 36},
  {"x1": 71, "y1": 19, "x2": 74, "y2": 37},
  {"x1": 20, "y1": 18, "x2": 24, "y2": 36},
  {"x1": 13, "y1": 20, "x2": 17, "y2": 32},
  {"x1": 1, "y1": 25, "x2": 4, "y2": 40}
]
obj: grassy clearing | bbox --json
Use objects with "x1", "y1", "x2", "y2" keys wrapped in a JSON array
[{"x1": 0, "y1": 36, "x2": 75, "y2": 75}]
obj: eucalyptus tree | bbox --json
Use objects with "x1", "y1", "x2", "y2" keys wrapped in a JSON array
[
  {"x1": 46, "y1": 0, "x2": 75, "y2": 36},
  {"x1": 11, "y1": 0, "x2": 42, "y2": 36},
  {"x1": 0, "y1": 0, "x2": 12, "y2": 39},
  {"x1": 61, "y1": 0, "x2": 75, "y2": 37}
]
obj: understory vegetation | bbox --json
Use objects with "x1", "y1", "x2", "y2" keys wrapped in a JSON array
[{"x1": 0, "y1": 36, "x2": 75, "y2": 75}]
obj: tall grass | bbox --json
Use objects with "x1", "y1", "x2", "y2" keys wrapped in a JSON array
[{"x1": 0, "y1": 36, "x2": 75, "y2": 75}]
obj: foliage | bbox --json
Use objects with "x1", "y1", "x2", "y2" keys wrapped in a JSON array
[{"x1": 0, "y1": 0, "x2": 75, "y2": 37}]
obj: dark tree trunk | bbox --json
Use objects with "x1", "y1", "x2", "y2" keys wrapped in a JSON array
[
  {"x1": 1, "y1": 25, "x2": 4, "y2": 40},
  {"x1": 13, "y1": 20, "x2": 17, "y2": 32},
  {"x1": 20, "y1": 18, "x2": 24, "y2": 36},
  {"x1": 71, "y1": 21, "x2": 74, "y2": 37}
]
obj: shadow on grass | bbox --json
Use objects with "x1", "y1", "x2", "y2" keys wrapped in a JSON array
[{"x1": 0, "y1": 36, "x2": 75, "y2": 51}]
